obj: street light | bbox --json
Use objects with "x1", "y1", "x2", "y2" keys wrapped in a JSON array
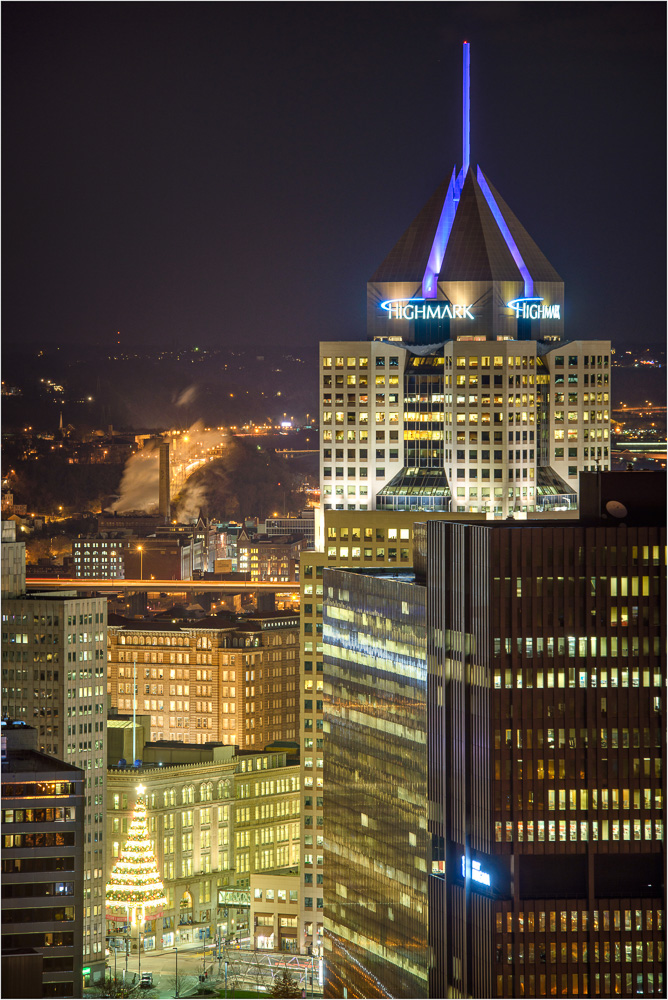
[
  {"x1": 137, "y1": 545, "x2": 143, "y2": 581},
  {"x1": 174, "y1": 946, "x2": 179, "y2": 998},
  {"x1": 138, "y1": 914, "x2": 142, "y2": 981}
]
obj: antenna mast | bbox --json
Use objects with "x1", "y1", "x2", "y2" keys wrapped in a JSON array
[{"x1": 462, "y1": 41, "x2": 470, "y2": 174}]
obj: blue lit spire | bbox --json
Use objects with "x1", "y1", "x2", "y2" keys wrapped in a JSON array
[
  {"x1": 375, "y1": 40, "x2": 561, "y2": 304},
  {"x1": 462, "y1": 40, "x2": 470, "y2": 175},
  {"x1": 477, "y1": 168, "x2": 534, "y2": 297},
  {"x1": 421, "y1": 168, "x2": 458, "y2": 299},
  {"x1": 421, "y1": 41, "x2": 469, "y2": 298}
]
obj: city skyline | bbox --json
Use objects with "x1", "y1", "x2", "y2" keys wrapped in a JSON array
[
  {"x1": 3, "y1": 4, "x2": 666, "y2": 355},
  {"x1": 1, "y1": 10, "x2": 666, "y2": 998}
]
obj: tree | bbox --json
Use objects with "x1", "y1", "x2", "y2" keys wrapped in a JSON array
[
  {"x1": 92, "y1": 976, "x2": 137, "y2": 998},
  {"x1": 163, "y1": 968, "x2": 191, "y2": 998},
  {"x1": 267, "y1": 968, "x2": 302, "y2": 998},
  {"x1": 105, "y1": 785, "x2": 167, "y2": 921}
]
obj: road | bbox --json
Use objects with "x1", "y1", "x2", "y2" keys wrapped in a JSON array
[
  {"x1": 92, "y1": 941, "x2": 323, "y2": 998},
  {"x1": 25, "y1": 577, "x2": 300, "y2": 592},
  {"x1": 95, "y1": 942, "x2": 219, "y2": 998}
]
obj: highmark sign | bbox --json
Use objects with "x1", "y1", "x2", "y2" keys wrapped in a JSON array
[
  {"x1": 461, "y1": 855, "x2": 492, "y2": 887},
  {"x1": 507, "y1": 297, "x2": 560, "y2": 320},
  {"x1": 380, "y1": 298, "x2": 474, "y2": 321}
]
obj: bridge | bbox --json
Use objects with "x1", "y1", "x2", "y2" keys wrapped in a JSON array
[{"x1": 25, "y1": 578, "x2": 300, "y2": 593}]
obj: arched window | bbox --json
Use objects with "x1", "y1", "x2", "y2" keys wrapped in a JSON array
[
  {"x1": 182, "y1": 784, "x2": 194, "y2": 805},
  {"x1": 200, "y1": 781, "x2": 213, "y2": 802},
  {"x1": 163, "y1": 788, "x2": 176, "y2": 808},
  {"x1": 217, "y1": 779, "x2": 231, "y2": 800}
]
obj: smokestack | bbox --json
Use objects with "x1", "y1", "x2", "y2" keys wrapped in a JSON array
[{"x1": 159, "y1": 441, "x2": 171, "y2": 521}]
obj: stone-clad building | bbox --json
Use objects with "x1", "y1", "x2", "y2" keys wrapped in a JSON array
[
  {"x1": 106, "y1": 611, "x2": 299, "y2": 747},
  {"x1": 105, "y1": 741, "x2": 301, "y2": 951}
]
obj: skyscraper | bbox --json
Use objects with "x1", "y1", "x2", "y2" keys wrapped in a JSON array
[
  {"x1": 320, "y1": 43, "x2": 611, "y2": 519},
  {"x1": 323, "y1": 472, "x2": 665, "y2": 998},
  {"x1": 1, "y1": 522, "x2": 108, "y2": 983},
  {"x1": 297, "y1": 508, "x2": 487, "y2": 957},
  {"x1": 1, "y1": 720, "x2": 85, "y2": 999}
]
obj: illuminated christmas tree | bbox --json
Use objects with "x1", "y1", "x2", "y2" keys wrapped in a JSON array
[{"x1": 106, "y1": 785, "x2": 167, "y2": 925}]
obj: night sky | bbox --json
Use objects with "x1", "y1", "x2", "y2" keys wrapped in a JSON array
[{"x1": 4, "y1": 3, "x2": 666, "y2": 355}]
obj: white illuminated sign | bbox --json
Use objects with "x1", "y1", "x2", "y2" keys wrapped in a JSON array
[
  {"x1": 507, "y1": 297, "x2": 560, "y2": 320},
  {"x1": 461, "y1": 855, "x2": 491, "y2": 887},
  {"x1": 380, "y1": 298, "x2": 474, "y2": 321}
]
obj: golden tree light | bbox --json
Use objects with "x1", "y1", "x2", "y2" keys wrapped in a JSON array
[{"x1": 105, "y1": 787, "x2": 167, "y2": 924}]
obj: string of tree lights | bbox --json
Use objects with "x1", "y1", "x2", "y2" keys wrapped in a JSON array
[{"x1": 105, "y1": 785, "x2": 167, "y2": 924}]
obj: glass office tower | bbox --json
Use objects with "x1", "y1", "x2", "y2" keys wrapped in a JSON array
[
  {"x1": 323, "y1": 473, "x2": 665, "y2": 999},
  {"x1": 323, "y1": 570, "x2": 429, "y2": 998}
]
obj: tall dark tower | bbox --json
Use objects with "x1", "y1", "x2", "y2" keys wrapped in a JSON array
[{"x1": 323, "y1": 473, "x2": 666, "y2": 998}]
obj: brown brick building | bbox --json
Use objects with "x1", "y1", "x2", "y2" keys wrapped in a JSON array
[{"x1": 106, "y1": 612, "x2": 299, "y2": 747}]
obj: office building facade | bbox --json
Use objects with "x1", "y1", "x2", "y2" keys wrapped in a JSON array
[
  {"x1": 319, "y1": 44, "x2": 610, "y2": 519},
  {"x1": 297, "y1": 506, "x2": 575, "y2": 957},
  {"x1": 323, "y1": 570, "x2": 429, "y2": 998},
  {"x1": 107, "y1": 611, "x2": 299, "y2": 746},
  {"x1": 322, "y1": 474, "x2": 665, "y2": 998},
  {"x1": 297, "y1": 509, "x2": 486, "y2": 957},
  {"x1": 236, "y1": 529, "x2": 307, "y2": 582},
  {"x1": 320, "y1": 341, "x2": 405, "y2": 512},
  {"x1": 1, "y1": 525, "x2": 108, "y2": 981},
  {"x1": 1, "y1": 519, "x2": 26, "y2": 598},
  {"x1": 265, "y1": 510, "x2": 316, "y2": 550},
  {"x1": 105, "y1": 744, "x2": 301, "y2": 951},
  {"x1": 1, "y1": 721, "x2": 85, "y2": 999},
  {"x1": 73, "y1": 538, "x2": 131, "y2": 579},
  {"x1": 250, "y1": 870, "x2": 302, "y2": 953}
]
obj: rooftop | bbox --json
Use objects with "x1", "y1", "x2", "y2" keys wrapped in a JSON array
[
  {"x1": 108, "y1": 610, "x2": 299, "y2": 632},
  {"x1": 2, "y1": 747, "x2": 83, "y2": 776},
  {"x1": 371, "y1": 166, "x2": 561, "y2": 286}
]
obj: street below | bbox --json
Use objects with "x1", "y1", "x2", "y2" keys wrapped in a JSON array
[{"x1": 91, "y1": 941, "x2": 324, "y2": 998}]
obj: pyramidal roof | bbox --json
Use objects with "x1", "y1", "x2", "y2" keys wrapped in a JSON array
[
  {"x1": 438, "y1": 169, "x2": 522, "y2": 282},
  {"x1": 371, "y1": 165, "x2": 562, "y2": 285},
  {"x1": 370, "y1": 43, "x2": 562, "y2": 290},
  {"x1": 478, "y1": 171, "x2": 562, "y2": 282},
  {"x1": 370, "y1": 177, "x2": 452, "y2": 283}
]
